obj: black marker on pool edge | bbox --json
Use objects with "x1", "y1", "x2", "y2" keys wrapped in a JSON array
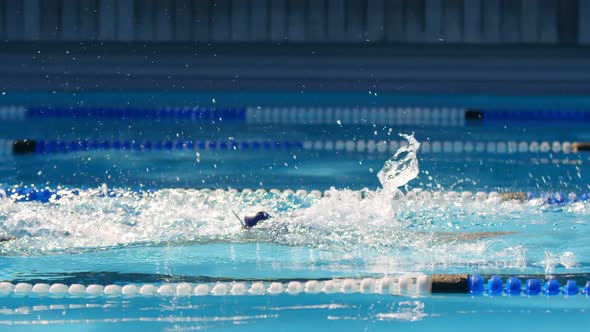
[{"x1": 232, "y1": 210, "x2": 272, "y2": 229}]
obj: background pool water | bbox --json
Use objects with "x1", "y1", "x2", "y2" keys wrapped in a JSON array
[
  {"x1": 1, "y1": 117, "x2": 589, "y2": 192},
  {"x1": 0, "y1": 294, "x2": 589, "y2": 332},
  {"x1": 1, "y1": 93, "x2": 590, "y2": 330}
]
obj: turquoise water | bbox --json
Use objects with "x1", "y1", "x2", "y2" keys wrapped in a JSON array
[
  {"x1": 2, "y1": 116, "x2": 589, "y2": 191},
  {"x1": 1, "y1": 96, "x2": 590, "y2": 331},
  {"x1": 0, "y1": 295, "x2": 588, "y2": 332}
]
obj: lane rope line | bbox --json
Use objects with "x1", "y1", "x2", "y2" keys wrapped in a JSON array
[
  {"x1": 1, "y1": 274, "x2": 589, "y2": 298},
  {"x1": 0, "y1": 139, "x2": 583, "y2": 155},
  {"x1": 0, "y1": 186, "x2": 587, "y2": 205},
  {"x1": 0, "y1": 105, "x2": 465, "y2": 126},
  {"x1": 0, "y1": 276, "x2": 430, "y2": 298},
  {"x1": 3, "y1": 105, "x2": 590, "y2": 124},
  {"x1": 246, "y1": 106, "x2": 466, "y2": 126}
]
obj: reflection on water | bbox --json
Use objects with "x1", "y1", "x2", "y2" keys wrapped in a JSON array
[
  {"x1": 0, "y1": 296, "x2": 427, "y2": 329},
  {"x1": 1, "y1": 294, "x2": 590, "y2": 331}
]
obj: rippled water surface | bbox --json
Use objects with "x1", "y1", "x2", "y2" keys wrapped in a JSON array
[{"x1": 1, "y1": 115, "x2": 590, "y2": 331}]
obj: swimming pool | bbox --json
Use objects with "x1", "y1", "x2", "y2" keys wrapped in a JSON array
[{"x1": 1, "y1": 93, "x2": 590, "y2": 331}]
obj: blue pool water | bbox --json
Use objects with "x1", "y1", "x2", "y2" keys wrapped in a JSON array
[{"x1": 1, "y1": 93, "x2": 590, "y2": 331}]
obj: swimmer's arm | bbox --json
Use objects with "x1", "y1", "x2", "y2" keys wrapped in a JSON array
[{"x1": 231, "y1": 210, "x2": 248, "y2": 229}]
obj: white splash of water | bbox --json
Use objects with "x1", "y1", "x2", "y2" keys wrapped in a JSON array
[
  {"x1": 283, "y1": 134, "x2": 421, "y2": 230},
  {"x1": 0, "y1": 134, "x2": 580, "y2": 273},
  {"x1": 377, "y1": 133, "x2": 420, "y2": 193}
]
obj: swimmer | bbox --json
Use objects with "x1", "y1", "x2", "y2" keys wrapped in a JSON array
[
  {"x1": 234, "y1": 210, "x2": 515, "y2": 240},
  {"x1": 232, "y1": 210, "x2": 272, "y2": 229}
]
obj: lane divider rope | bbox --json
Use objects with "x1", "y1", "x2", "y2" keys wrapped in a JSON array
[
  {"x1": 4, "y1": 139, "x2": 302, "y2": 154},
  {"x1": 1, "y1": 274, "x2": 589, "y2": 298},
  {"x1": 0, "y1": 106, "x2": 246, "y2": 122},
  {"x1": 469, "y1": 109, "x2": 590, "y2": 122},
  {"x1": 0, "y1": 186, "x2": 587, "y2": 205},
  {"x1": 3, "y1": 106, "x2": 590, "y2": 124},
  {"x1": 305, "y1": 139, "x2": 578, "y2": 154},
  {"x1": 0, "y1": 139, "x2": 584, "y2": 155},
  {"x1": 246, "y1": 106, "x2": 466, "y2": 126},
  {"x1": 0, "y1": 105, "x2": 466, "y2": 126},
  {"x1": 0, "y1": 275, "x2": 430, "y2": 298}
]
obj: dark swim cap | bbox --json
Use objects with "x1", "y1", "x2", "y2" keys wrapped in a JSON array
[
  {"x1": 0, "y1": 235, "x2": 13, "y2": 243},
  {"x1": 243, "y1": 211, "x2": 271, "y2": 228}
]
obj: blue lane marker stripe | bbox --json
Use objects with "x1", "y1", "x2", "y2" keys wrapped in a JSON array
[
  {"x1": 469, "y1": 275, "x2": 590, "y2": 296},
  {"x1": 13, "y1": 106, "x2": 590, "y2": 123},
  {"x1": 476, "y1": 109, "x2": 590, "y2": 122},
  {"x1": 24, "y1": 107, "x2": 247, "y2": 122},
  {"x1": 26, "y1": 140, "x2": 303, "y2": 155}
]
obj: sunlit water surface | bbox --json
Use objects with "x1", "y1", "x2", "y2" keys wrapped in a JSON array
[{"x1": 1, "y1": 130, "x2": 589, "y2": 331}]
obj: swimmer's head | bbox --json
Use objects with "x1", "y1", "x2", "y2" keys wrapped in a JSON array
[
  {"x1": 0, "y1": 235, "x2": 13, "y2": 243},
  {"x1": 243, "y1": 211, "x2": 272, "y2": 228}
]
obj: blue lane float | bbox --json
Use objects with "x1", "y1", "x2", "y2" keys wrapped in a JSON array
[
  {"x1": 525, "y1": 279, "x2": 542, "y2": 295},
  {"x1": 486, "y1": 276, "x2": 503, "y2": 295},
  {"x1": 564, "y1": 280, "x2": 579, "y2": 295},
  {"x1": 469, "y1": 109, "x2": 590, "y2": 122},
  {"x1": 470, "y1": 275, "x2": 590, "y2": 297},
  {"x1": 0, "y1": 186, "x2": 160, "y2": 203},
  {"x1": 468, "y1": 275, "x2": 484, "y2": 294},
  {"x1": 10, "y1": 139, "x2": 304, "y2": 155},
  {"x1": 25, "y1": 106, "x2": 247, "y2": 122},
  {"x1": 545, "y1": 279, "x2": 561, "y2": 295},
  {"x1": 505, "y1": 277, "x2": 522, "y2": 295}
]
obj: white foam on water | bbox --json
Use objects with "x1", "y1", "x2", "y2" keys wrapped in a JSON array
[
  {"x1": 0, "y1": 134, "x2": 584, "y2": 272},
  {"x1": 378, "y1": 134, "x2": 420, "y2": 193}
]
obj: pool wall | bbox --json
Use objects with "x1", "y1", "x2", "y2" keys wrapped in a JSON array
[
  {"x1": 2, "y1": 44, "x2": 590, "y2": 95},
  {"x1": 0, "y1": 0, "x2": 585, "y2": 45}
]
